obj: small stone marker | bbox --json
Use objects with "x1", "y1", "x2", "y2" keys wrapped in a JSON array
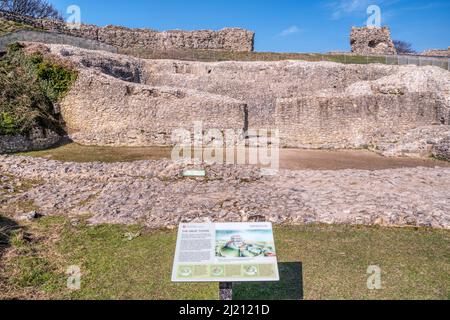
[{"x1": 182, "y1": 169, "x2": 206, "y2": 177}]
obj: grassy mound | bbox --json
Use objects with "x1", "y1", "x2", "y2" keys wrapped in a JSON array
[{"x1": 0, "y1": 43, "x2": 77, "y2": 136}]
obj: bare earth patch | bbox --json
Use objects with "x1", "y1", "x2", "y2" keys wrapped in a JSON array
[{"x1": 19, "y1": 143, "x2": 450, "y2": 170}]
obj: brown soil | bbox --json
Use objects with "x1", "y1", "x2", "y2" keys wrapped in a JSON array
[{"x1": 20, "y1": 143, "x2": 450, "y2": 171}]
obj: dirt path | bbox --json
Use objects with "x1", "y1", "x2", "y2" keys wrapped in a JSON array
[
  {"x1": 279, "y1": 149, "x2": 450, "y2": 170},
  {"x1": 21, "y1": 143, "x2": 450, "y2": 170}
]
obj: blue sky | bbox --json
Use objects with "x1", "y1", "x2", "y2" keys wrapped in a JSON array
[{"x1": 50, "y1": 0, "x2": 450, "y2": 53}]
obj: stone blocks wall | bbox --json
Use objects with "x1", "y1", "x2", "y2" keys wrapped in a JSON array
[
  {"x1": 0, "y1": 10, "x2": 254, "y2": 52},
  {"x1": 0, "y1": 128, "x2": 61, "y2": 153},
  {"x1": 351, "y1": 26, "x2": 397, "y2": 55},
  {"x1": 0, "y1": 29, "x2": 118, "y2": 52},
  {"x1": 60, "y1": 71, "x2": 247, "y2": 146},
  {"x1": 40, "y1": 44, "x2": 450, "y2": 152},
  {"x1": 433, "y1": 137, "x2": 450, "y2": 161},
  {"x1": 421, "y1": 47, "x2": 450, "y2": 57},
  {"x1": 275, "y1": 93, "x2": 445, "y2": 148}
]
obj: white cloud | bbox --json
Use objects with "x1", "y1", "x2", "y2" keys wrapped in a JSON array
[
  {"x1": 328, "y1": 0, "x2": 372, "y2": 19},
  {"x1": 279, "y1": 25, "x2": 303, "y2": 37},
  {"x1": 326, "y1": 0, "x2": 398, "y2": 20}
]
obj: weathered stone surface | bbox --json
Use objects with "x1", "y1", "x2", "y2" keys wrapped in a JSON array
[
  {"x1": 421, "y1": 47, "x2": 450, "y2": 57},
  {"x1": 350, "y1": 26, "x2": 397, "y2": 55},
  {"x1": 276, "y1": 93, "x2": 448, "y2": 149},
  {"x1": 1, "y1": 155, "x2": 449, "y2": 229},
  {"x1": 60, "y1": 70, "x2": 247, "y2": 146},
  {"x1": 374, "y1": 126, "x2": 450, "y2": 158},
  {"x1": 433, "y1": 137, "x2": 450, "y2": 161},
  {"x1": 38, "y1": 44, "x2": 450, "y2": 157},
  {"x1": 0, "y1": 10, "x2": 254, "y2": 52},
  {"x1": 0, "y1": 29, "x2": 118, "y2": 52},
  {"x1": 0, "y1": 127, "x2": 62, "y2": 154},
  {"x1": 18, "y1": 211, "x2": 41, "y2": 221}
]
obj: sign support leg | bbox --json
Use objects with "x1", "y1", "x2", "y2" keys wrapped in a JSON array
[{"x1": 219, "y1": 282, "x2": 233, "y2": 301}]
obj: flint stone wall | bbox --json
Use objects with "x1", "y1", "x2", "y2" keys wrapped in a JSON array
[
  {"x1": 275, "y1": 93, "x2": 447, "y2": 148},
  {"x1": 0, "y1": 128, "x2": 61, "y2": 154},
  {"x1": 421, "y1": 47, "x2": 450, "y2": 57},
  {"x1": 0, "y1": 10, "x2": 254, "y2": 52},
  {"x1": 60, "y1": 71, "x2": 247, "y2": 146},
  {"x1": 43, "y1": 44, "x2": 450, "y2": 152},
  {"x1": 351, "y1": 26, "x2": 397, "y2": 55},
  {"x1": 0, "y1": 29, "x2": 118, "y2": 52},
  {"x1": 433, "y1": 137, "x2": 450, "y2": 161}
]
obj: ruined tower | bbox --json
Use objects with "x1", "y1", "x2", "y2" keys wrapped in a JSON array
[{"x1": 350, "y1": 26, "x2": 397, "y2": 55}]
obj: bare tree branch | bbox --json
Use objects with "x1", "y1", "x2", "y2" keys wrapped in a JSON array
[
  {"x1": 1, "y1": 0, "x2": 62, "y2": 20},
  {"x1": 393, "y1": 40, "x2": 417, "y2": 54}
]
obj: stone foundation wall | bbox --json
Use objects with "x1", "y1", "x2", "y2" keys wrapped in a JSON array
[
  {"x1": 275, "y1": 93, "x2": 446, "y2": 148},
  {"x1": 433, "y1": 137, "x2": 450, "y2": 161},
  {"x1": 142, "y1": 59, "x2": 395, "y2": 127},
  {"x1": 0, "y1": 10, "x2": 254, "y2": 52},
  {"x1": 0, "y1": 128, "x2": 61, "y2": 153},
  {"x1": 60, "y1": 71, "x2": 247, "y2": 146},
  {"x1": 421, "y1": 47, "x2": 450, "y2": 57},
  {"x1": 0, "y1": 29, "x2": 118, "y2": 52},
  {"x1": 350, "y1": 26, "x2": 397, "y2": 55},
  {"x1": 42, "y1": 44, "x2": 450, "y2": 152}
]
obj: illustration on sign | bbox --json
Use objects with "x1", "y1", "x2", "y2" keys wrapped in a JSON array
[{"x1": 172, "y1": 222, "x2": 280, "y2": 282}]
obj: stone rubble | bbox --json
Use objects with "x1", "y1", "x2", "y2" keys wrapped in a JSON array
[{"x1": 1, "y1": 155, "x2": 449, "y2": 229}]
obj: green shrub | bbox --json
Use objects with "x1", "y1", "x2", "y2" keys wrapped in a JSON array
[
  {"x1": 33, "y1": 56, "x2": 78, "y2": 101},
  {"x1": 0, "y1": 43, "x2": 77, "y2": 136},
  {"x1": 0, "y1": 112, "x2": 18, "y2": 135}
]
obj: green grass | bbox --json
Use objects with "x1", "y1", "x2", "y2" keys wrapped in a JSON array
[
  {"x1": 119, "y1": 48, "x2": 387, "y2": 64},
  {"x1": 0, "y1": 215, "x2": 449, "y2": 300},
  {"x1": 0, "y1": 18, "x2": 39, "y2": 36}
]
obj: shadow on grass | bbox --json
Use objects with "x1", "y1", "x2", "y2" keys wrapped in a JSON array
[
  {"x1": 232, "y1": 262, "x2": 303, "y2": 300},
  {"x1": 0, "y1": 215, "x2": 19, "y2": 259}
]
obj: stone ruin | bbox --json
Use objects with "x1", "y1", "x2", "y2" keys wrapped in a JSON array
[
  {"x1": 0, "y1": 9, "x2": 255, "y2": 52},
  {"x1": 422, "y1": 47, "x2": 450, "y2": 57},
  {"x1": 15, "y1": 43, "x2": 445, "y2": 161},
  {"x1": 350, "y1": 26, "x2": 397, "y2": 55}
]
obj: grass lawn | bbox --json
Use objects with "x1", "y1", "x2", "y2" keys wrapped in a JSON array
[
  {"x1": 1, "y1": 215, "x2": 449, "y2": 300},
  {"x1": 119, "y1": 48, "x2": 387, "y2": 64}
]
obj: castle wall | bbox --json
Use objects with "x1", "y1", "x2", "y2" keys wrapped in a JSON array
[
  {"x1": 31, "y1": 44, "x2": 450, "y2": 151},
  {"x1": 0, "y1": 29, "x2": 118, "y2": 52},
  {"x1": 0, "y1": 10, "x2": 254, "y2": 52},
  {"x1": 0, "y1": 128, "x2": 61, "y2": 153},
  {"x1": 275, "y1": 93, "x2": 446, "y2": 148},
  {"x1": 350, "y1": 26, "x2": 397, "y2": 55},
  {"x1": 60, "y1": 71, "x2": 247, "y2": 147},
  {"x1": 421, "y1": 47, "x2": 450, "y2": 57},
  {"x1": 142, "y1": 60, "x2": 395, "y2": 127}
]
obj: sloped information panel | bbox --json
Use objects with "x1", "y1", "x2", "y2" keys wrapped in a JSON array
[{"x1": 172, "y1": 222, "x2": 280, "y2": 282}]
